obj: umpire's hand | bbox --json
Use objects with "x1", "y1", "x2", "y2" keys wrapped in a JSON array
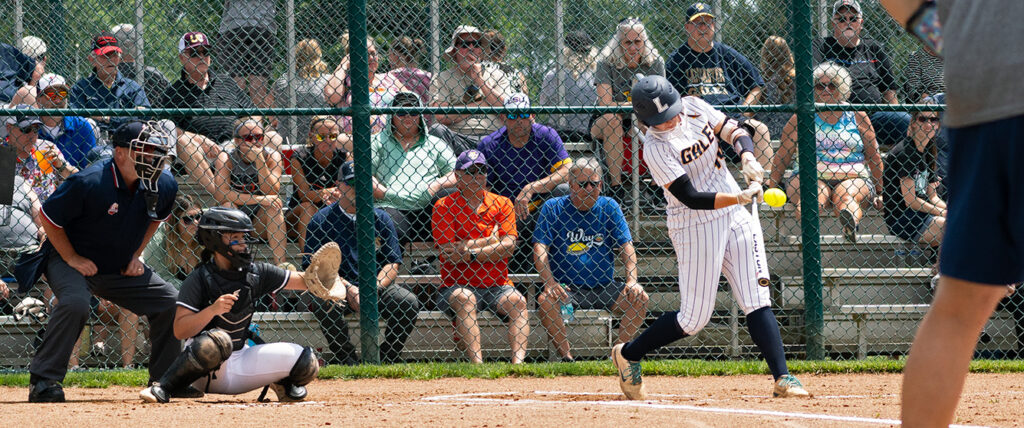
[
  {"x1": 68, "y1": 254, "x2": 98, "y2": 277},
  {"x1": 122, "y1": 257, "x2": 146, "y2": 277}
]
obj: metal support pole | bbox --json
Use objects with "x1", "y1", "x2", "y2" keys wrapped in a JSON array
[
  {"x1": 554, "y1": 0, "x2": 565, "y2": 129},
  {"x1": 135, "y1": 0, "x2": 145, "y2": 90},
  {"x1": 286, "y1": 0, "x2": 297, "y2": 145},
  {"x1": 14, "y1": 0, "x2": 23, "y2": 44},
  {"x1": 430, "y1": 0, "x2": 440, "y2": 77},
  {"x1": 347, "y1": 0, "x2": 379, "y2": 364}
]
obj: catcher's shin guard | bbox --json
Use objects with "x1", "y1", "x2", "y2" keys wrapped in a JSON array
[
  {"x1": 141, "y1": 329, "x2": 233, "y2": 403},
  {"x1": 273, "y1": 346, "x2": 320, "y2": 401}
]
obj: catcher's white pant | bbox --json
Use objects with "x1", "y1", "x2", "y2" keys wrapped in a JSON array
[
  {"x1": 192, "y1": 342, "x2": 305, "y2": 395},
  {"x1": 669, "y1": 208, "x2": 771, "y2": 335}
]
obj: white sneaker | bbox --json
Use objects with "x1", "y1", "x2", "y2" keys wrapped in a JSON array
[{"x1": 610, "y1": 343, "x2": 645, "y2": 400}]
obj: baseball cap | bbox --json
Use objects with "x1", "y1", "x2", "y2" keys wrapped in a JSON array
[
  {"x1": 337, "y1": 160, "x2": 355, "y2": 183},
  {"x1": 832, "y1": 0, "x2": 861, "y2": 15},
  {"x1": 37, "y1": 73, "x2": 68, "y2": 92},
  {"x1": 178, "y1": 31, "x2": 211, "y2": 53},
  {"x1": 455, "y1": 149, "x2": 487, "y2": 171},
  {"x1": 6, "y1": 104, "x2": 42, "y2": 128},
  {"x1": 92, "y1": 31, "x2": 121, "y2": 56},
  {"x1": 445, "y1": 25, "x2": 483, "y2": 57},
  {"x1": 390, "y1": 91, "x2": 422, "y2": 108},
  {"x1": 565, "y1": 31, "x2": 593, "y2": 54},
  {"x1": 112, "y1": 121, "x2": 146, "y2": 148},
  {"x1": 504, "y1": 92, "x2": 530, "y2": 110},
  {"x1": 19, "y1": 36, "x2": 47, "y2": 59},
  {"x1": 686, "y1": 3, "x2": 715, "y2": 22},
  {"x1": 110, "y1": 24, "x2": 139, "y2": 57}
]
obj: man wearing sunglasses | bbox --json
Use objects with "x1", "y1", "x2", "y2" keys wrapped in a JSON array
[
  {"x1": 35, "y1": 73, "x2": 97, "y2": 170},
  {"x1": 428, "y1": 25, "x2": 513, "y2": 154},
  {"x1": 814, "y1": 0, "x2": 908, "y2": 148},
  {"x1": 69, "y1": 32, "x2": 151, "y2": 135},
  {"x1": 477, "y1": 92, "x2": 571, "y2": 272},
  {"x1": 533, "y1": 157, "x2": 647, "y2": 362},
  {"x1": 303, "y1": 161, "x2": 420, "y2": 364},
  {"x1": 372, "y1": 91, "x2": 458, "y2": 245},
  {"x1": 5, "y1": 105, "x2": 76, "y2": 201}
]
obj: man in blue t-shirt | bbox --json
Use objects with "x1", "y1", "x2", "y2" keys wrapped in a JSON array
[
  {"x1": 303, "y1": 161, "x2": 421, "y2": 364},
  {"x1": 533, "y1": 157, "x2": 648, "y2": 361},
  {"x1": 36, "y1": 73, "x2": 97, "y2": 169},
  {"x1": 665, "y1": 3, "x2": 774, "y2": 165},
  {"x1": 477, "y1": 93, "x2": 572, "y2": 272}
]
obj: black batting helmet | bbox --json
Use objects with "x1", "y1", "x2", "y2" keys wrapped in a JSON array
[{"x1": 631, "y1": 75, "x2": 683, "y2": 127}]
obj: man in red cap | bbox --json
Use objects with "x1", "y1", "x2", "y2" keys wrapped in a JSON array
[{"x1": 69, "y1": 31, "x2": 151, "y2": 136}]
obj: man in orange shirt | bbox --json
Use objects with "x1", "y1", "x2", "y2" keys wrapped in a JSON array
[{"x1": 432, "y1": 149, "x2": 528, "y2": 363}]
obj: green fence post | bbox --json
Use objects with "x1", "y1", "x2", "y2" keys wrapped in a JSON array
[
  {"x1": 348, "y1": 0, "x2": 380, "y2": 364},
  {"x1": 792, "y1": 0, "x2": 825, "y2": 359}
]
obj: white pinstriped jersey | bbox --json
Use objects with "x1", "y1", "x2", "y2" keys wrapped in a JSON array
[{"x1": 644, "y1": 96, "x2": 742, "y2": 228}]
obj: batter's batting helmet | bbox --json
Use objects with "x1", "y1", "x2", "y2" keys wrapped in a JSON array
[{"x1": 631, "y1": 75, "x2": 683, "y2": 127}]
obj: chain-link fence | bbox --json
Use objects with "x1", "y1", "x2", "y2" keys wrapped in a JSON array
[{"x1": 0, "y1": 0, "x2": 1019, "y2": 373}]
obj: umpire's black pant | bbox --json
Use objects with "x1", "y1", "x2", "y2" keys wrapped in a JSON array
[
  {"x1": 30, "y1": 256, "x2": 180, "y2": 383},
  {"x1": 311, "y1": 283, "x2": 421, "y2": 364}
]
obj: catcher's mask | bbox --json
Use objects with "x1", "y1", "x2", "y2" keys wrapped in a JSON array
[
  {"x1": 113, "y1": 120, "x2": 174, "y2": 192},
  {"x1": 197, "y1": 207, "x2": 256, "y2": 271}
]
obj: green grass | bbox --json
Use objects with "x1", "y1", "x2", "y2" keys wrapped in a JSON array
[{"x1": 4, "y1": 358, "x2": 1024, "y2": 388}]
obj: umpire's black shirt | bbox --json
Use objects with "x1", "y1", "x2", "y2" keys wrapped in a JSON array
[
  {"x1": 158, "y1": 69, "x2": 255, "y2": 143},
  {"x1": 41, "y1": 159, "x2": 177, "y2": 274}
]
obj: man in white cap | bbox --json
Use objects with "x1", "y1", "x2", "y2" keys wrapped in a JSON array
[
  {"x1": 111, "y1": 23, "x2": 171, "y2": 103},
  {"x1": 36, "y1": 73, "x2": 98, "y2": 169},
  {"x1": 9, "y1": 36, "x2": 47, "y2": 105},
  {"x1": 0, "y1": 40, "x2": 37, "y2": 104},
  {"x1": 427, "y1": 25, "x2": 513, "y2": 154}
]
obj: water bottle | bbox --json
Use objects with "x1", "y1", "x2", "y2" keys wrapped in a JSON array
[
  {"x1": 559, "y1": 284, "x2": 576, "y2": 324},
  {"x1": 247, "y1": 322, "x2": 261, "y2": 347}
]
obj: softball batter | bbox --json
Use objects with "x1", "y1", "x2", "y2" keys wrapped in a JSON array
[{"x1": 610, "y1": 75, "x2": 810, "y2": 400}]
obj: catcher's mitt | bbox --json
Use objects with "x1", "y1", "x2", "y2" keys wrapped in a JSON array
[{"x1": 303, "y1": 242, "x2": 346, "y2": 301}]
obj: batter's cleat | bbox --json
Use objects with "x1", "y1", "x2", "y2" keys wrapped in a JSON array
[
  {"x1": 140, "y1": 383, "x2": 170, "y2": 403},
  {"x1": 271, "y1": 382, "x2": 307, "y2": 402},
  {"x1": 611, "y1": 343, "x2": 645, "y2": 400},
  {"x1": 773, "y1": 374, "x2": 811, "y2": 398},
  {"x1": 28, "y1": 380, "x2": 65, "y2": 403}
]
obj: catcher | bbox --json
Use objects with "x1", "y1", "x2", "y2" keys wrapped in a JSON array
[{"x1": 140, "y1": 207, "x2": 345, "y2": 403}]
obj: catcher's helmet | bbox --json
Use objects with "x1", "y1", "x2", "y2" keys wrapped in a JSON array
[
  {"x1": 631, "y1": 75, "x2": 683, "y2": 127},
  {"x1": 197, "y1": 207, "x2": 255, "y2": 271}
]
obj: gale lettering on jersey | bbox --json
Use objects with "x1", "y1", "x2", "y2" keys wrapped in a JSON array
[{"x1": 679, "y1": 123, "x2": 723, "y2": 168}]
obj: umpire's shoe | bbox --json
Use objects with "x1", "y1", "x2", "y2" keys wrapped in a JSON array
[
  {"x1": 28, "y1": 380, "x2": 66, "y2": 403},
  {"x1": 611, "y1": 343, "x2": 645, "y2": 400},
  {"x1": 773, "y1": 374, "x2": 812, "y2": 398}
]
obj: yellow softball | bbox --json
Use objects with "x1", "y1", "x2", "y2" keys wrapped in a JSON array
[{"x1": 764, "y1": 188, "x2": 787, "y2": 207}]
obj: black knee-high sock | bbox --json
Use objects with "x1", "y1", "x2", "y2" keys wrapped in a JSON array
[
  {"x1": 746, "y1": 307, "x2": 788, "y2": 380},
  {"x1": 621, "y1": 311, "x2": 687, "y2": 361}
]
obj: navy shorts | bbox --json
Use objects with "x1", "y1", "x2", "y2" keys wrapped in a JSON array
[
  {"x1": 885, "y1": 209, "x2": 934, "y2": 242},
  {"x1": 940, "y1": 115, "x2": 1024, "y2": 285},
  {"x1": 435, "y1": 285, "x2": 518, "y2": 321},
  {"x1": 568, "y1": 281, "x2": 626, "y2": 310}
]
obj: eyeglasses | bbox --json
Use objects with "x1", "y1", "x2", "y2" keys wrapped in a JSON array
[
  {"x1": 42, "y1": 89, "x2": 68, "y2": 100},
  {"x1": 814, "y1": 82, "x2": 838, "y2": 91},
  {"x1": 313, "y1": 133, "x2": 339, "y2": 142},
  {"x1": 181, "y1": 214, "x2": 201, "y2": 224},
  {"x1": 456, "y1": 40, "x2": 481, "y2": 49},
  {"x1": 833, "y1": 15, "x2": 860, "y2": 24},
  {"x1": 576, "y1": 180, "x2": 601, "y2": 189},
  {"x1": 622, "y1": 39, "x2": 645, "y2": 47},
  {"x1": 464, "y1": 166, "x2": 488, "y2": 176},
  {"x1": 505, "y1": 113, "x2": 530, "y2": 120},
  {"x1": 17, "y1": 124, "x2": 39, "y2": 134},
  {"x1": 916, "y1": 116, "x2": 941, "y2": 124},
  {"x1": 186, "y1": 49, "x2": 210, "y2": 58},
  {"x1": 238, "y1": 133, "x2": 264, "y2": 143}
]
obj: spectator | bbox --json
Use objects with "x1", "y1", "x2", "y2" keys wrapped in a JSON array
[
  {"x1": 1, "y1": 176, "x2": 43, "y2": 270},
  {"x1": 482, "y1": 30, "x2": 528, "y2": 93},
  {"x1": 477, "y1": 93, "x2": 571, "y2": 272},
  {"x1": 325, "y1": 34, "x2": 408, "y2": 137},
  {"x1": 0, "y1": 41, "x2": 35, "y2": 104},
  {"x1": 6, "y1": 105, "x2": 77, "y2": 200},
  {"x1": 164, "y1": 194, "x2": 202, "y2": 281},
  {"x1": 10, "y1": 36, "x2": 47, "y2": 106},
  {"x1": 432, "y1": 149, "x2": 527, "y2": 364},
  {"x1": 218, "y1": 0, "x2": 277, "y2": 108},
  {"x1": 904, "y1": 47, "x2": 944, "y2": 104},
  {"x1": 110, "y1": 24, "x2": 172, "y2": 103},
  {"x1": 883, "y1": 98, "x2": 945, "y2": 248},
  {"x1": 534, "y1": 158, "x2": 648, "y2": 361},
  {"x1": 769, "y1": 62, "x2": 883, "y2": 243},
  {"x1": 287, "y1": 116, "x2": 348, "y2": 250},
  {"x1": 303, "y1": 160, "x2": 420, "y2": 364},
  {"x1": 211, "y1": 118, "x2": 288, "y2": 265},
  {"x1": 36, "y1": 74, "x2": 97, "y2": 170},
  {"x1": 814, "y1": 0, "x2": 908, "y2": 148},
  {"x1": 665, "y1": 3, "x2": 774, "y2": 166},
  {"x1": 539, "y1": 30, "x2": 598, "y2": 143},
  {"x1": 758, "y1": 36, "x2": 796, "y2": 140},
  {"x1": 69, "y1": 32, "x2": 150, "y2": 135},
  {"x1": 272, "y1": 39, "x2": 331, "y2": 142},
  {"x1": 386, "y1": 36, "x2": 432, "y2": 101},
  {"x1": 427, "y1": 25, "x2": 514, "y2": 154},
  {"x1": 372, "y1": 91, "x2": 457, "y2": 245},
  {"x1": 590, "y1": 18, "x2": 665, "y2": 202}
]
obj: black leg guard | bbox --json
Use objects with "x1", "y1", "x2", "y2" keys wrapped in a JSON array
[
  {"x1": 272, "y1": 346, "x2": 320, "y2": 401},
  {"x1": 141, "y1": 329, "x2": 233, "y2": 403}
]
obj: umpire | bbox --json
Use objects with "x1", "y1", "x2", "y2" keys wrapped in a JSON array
[{"x1": 16, "y1": 121, "x2": 186, "y2": 402}]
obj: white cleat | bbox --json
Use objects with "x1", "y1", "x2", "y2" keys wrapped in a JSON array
[{"x1": 611, "y1": 343, "x2": 646, "y2": 400}]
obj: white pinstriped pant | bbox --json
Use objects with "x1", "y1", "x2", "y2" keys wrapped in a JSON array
[
  {"x1": 669, "y1": 209, "x2": 771, "y2": 335},
  {"x1": 191, "y1": 342, "x2": 305, "y2": 395}
]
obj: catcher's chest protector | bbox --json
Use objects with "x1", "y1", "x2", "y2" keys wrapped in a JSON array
[{"x1": 198, "y1": 264, "x2": 261, "y2": 351}]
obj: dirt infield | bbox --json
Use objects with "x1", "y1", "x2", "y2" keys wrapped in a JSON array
[{"x1": 1, "y1": 373, "x2": 1021, "y2": 427}]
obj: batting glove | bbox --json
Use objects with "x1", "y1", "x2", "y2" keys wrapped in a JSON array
[
  {"x1": 740, "y1": 153, "x2": 765, "y2": 184},
  {"x1": 13, "y1": 297, "x2": 47, "y2": 323},
  {"x1": 737, "y1": 182, "x2": 763, "y2": 205}
]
